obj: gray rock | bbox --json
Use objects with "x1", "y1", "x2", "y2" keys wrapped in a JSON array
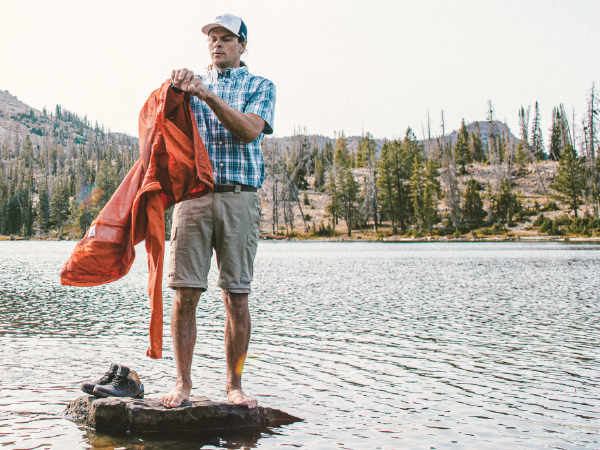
[{"x1": 64, "y1": 395, "x2": 302, "y2": 433}]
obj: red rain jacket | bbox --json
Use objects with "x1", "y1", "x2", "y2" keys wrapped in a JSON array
[{"x1": 61, "y1": 81, "x2": 214, "y2": 358}]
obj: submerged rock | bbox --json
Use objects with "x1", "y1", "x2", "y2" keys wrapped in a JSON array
[{"x1": 64, "y1": 395, "x2": 302, "y2": 433}]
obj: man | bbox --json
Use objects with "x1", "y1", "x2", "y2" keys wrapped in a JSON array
[{"x1": 160, "y1": 14, "x2": 276, "y2": 409}]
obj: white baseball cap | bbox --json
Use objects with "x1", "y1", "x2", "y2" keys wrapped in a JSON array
[{"x1": 202, "y1": 14, "x2": 247, "y2": 41}]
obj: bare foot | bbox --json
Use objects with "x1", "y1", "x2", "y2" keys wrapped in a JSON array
[
  {"x1": 227, "y1": 388, "x2": 258, "y2": 409},
  {"x1": 160, "y1": 385, "x2": 190, "y2": 408}
]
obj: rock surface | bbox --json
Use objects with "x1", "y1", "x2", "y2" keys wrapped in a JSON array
[{"x1": 64, "y1": 395, "x2": 302, "y2": 433}]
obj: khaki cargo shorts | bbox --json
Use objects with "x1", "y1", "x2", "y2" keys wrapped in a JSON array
[{"x1": 167, "y1": 191, "x2": 261, "y2": 293}]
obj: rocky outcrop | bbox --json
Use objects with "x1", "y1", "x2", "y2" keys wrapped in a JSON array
[{"x1": 64, "y1": 395, "x2": 302, "y2": 433}]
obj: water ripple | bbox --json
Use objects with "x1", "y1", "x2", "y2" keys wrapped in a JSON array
[{"x1": 1, "y1": 241, "x2": 599, "y2": 449}]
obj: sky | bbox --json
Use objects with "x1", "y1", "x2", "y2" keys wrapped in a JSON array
[{"x1": 1, "y1": 0, "x2": 599, "y2": 143}]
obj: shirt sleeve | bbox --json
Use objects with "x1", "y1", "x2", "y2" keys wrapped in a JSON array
[{"x1": 244, "y1": 79, "x2": 276, "y2": 135}]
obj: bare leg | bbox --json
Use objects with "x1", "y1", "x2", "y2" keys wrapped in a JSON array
[
  {"x1": 160, "y1": 287, "x2": 202, "y2": 408},
  {"x1": 222, "y1": 290, "x2": 257, "y2": 409}
]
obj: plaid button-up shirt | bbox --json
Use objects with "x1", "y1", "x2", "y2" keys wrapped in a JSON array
[{"x1": 190, "y1": 66, "x2": 276, "y2": 189}]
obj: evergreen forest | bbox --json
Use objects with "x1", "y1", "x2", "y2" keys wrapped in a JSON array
[{"x1": 1, "y1": 83, "x2": 599, "y2": 240}]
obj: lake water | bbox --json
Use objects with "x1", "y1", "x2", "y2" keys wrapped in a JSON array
[{"x1": 0, "y1": 241, "x2": 599, "y2": 449}]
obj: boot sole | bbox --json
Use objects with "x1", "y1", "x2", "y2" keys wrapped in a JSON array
[{"x1": 93, "y1": 390, "x2": 144, "y2": 399}]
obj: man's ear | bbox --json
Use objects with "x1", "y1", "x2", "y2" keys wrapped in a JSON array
[{"x1": 240, "y1": 41, "x2": 247, "y2": 55}]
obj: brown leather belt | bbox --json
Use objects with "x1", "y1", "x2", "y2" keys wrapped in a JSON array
[{"x1": 213, "y1": 183, "x2": 257, "y2": 193}]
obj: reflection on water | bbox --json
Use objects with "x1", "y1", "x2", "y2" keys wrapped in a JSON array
[{"x1": 1, "y1": 241, "x2": 600, "y2": 449}]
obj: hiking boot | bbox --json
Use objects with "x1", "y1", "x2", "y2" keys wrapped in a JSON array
[
  {"x1": 93, "y1": 365, "x2": 144, "y2": 399},
  {"x1": 81, "y1": 363, "x2": 119, "y2": 395}
]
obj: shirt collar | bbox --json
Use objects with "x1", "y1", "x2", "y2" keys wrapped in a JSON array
[{"x1": 211, "y1": 65, "x2": 248, "y2": 80}]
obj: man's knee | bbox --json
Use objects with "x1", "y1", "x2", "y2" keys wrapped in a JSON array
[
  {"x1": 223, "y1": 290, "x2": 249, "y2": 311},
  {"x1": 174, "y1": 287, "x2": 203, "y2": 311}
]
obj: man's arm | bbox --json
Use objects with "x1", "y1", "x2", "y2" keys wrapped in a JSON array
[{"x1": 172, "y1": 68, "x2": 265, "y2": 144}]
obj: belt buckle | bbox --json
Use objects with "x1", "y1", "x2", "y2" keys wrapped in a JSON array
[{"x1": 234, "y1": 184, "x2": 241, "y2": 193}]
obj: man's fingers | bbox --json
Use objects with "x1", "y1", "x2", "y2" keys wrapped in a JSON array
[
  {"x1": 178, "y1": 68, "x2": 189, "y2": 81},
  {"x1": 171, "y1": 68, "x2": 195, "y2": 89},
  {"x1": 184, "y1": 71, "x2": 194, "y2": 83}
]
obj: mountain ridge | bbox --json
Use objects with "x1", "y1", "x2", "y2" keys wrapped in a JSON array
[{"x1": 1, "y1": 88, "x2": 520, "y2": 156}]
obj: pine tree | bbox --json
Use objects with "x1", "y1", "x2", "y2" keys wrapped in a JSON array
[
  {"x1": 20, "y1": 171, "x2": 34, "y2": 237},
  {"x1": 516, "y1": 141, "x2": 529, "y2": 166},
  {"x1": 50, "y1": 184, "x2": 70, "y2": 235},
  {"x1": 455, "y1": 120, "x2": 472, "y2": 173},
  {"x1": 424, "y1": 160, "x2": 442, "y2": 200},
  {"x1": 377, "y1": 139, "x2": 413, "y2": 232},
  {"x1": 550, "y1": 144, "x2": 587, "y2": 218},
  {"x1": 4, "y1": 167, "x2": 22, "y2": 235},
  {"x1": 530, "y1": 102, "x2": 546, "y2": 160},
  {"x1": 356, "y1": 132, "x2": 377, "y2": 168},
  {"x1": 314, "y1": 156, "x2": 326, "y2": 189},
  {"x1": 92, "y1": 158, "x2": 118, "y2": 215},
  {"x1": 493, "y1": 179, "x2": 520, "y2": 223},
  {"x1": 74, "y1": 202, "x2": 94, "y2": 237},
  {"x1": 377, "y1": 142, "x2": 397, "y2": 231},
  {"x1": 549, "y1": 107, "x2": 563, "y2": 161},
  {"x1": 359, "y1": 134, "x2": 380, "y2": 232},
  {"x1": 37, "y1": 178, "x2": 50, "y2": 236},
  {"x1": 441, "y1": 138, "x2": 462, "y2": 227},
  {"x1": 325, "y1": 166, "x2": 341, "y2": 230},
  {"x1": 401, "y1": 128, "x2": 422, "y2": 163},
  {"x1": 22, "y1": 135, "x2": 34, "y2": 167},
  {"x1": 421, "y1": 183, "x2": 438, "y2": 233},
  {"x1": 334, "y1": 131, "x2": 350, "y2": 168},
  {"x1": 410, "y1": 155, "x2": 425, "y2": 230},
  {"x1": 324, "y1": 140, "x2": 334, "y2": 166},
  {"x1": 338, "y1": 166, "x2": 359, "y2": 236},
  {"x1": 462, "y1": 178, "x2": 486, "y2": 227}
]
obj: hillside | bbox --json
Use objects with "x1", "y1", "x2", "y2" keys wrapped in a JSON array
[
  {"x1": 0, "y1": 89, "x2": 590, "y2": 241},
  {"x1": 259, "y1": 162, "x2": 564, "y2": 239},
  {"x1": 0, "y1": 89, "x2": 137, "y2": 153}
]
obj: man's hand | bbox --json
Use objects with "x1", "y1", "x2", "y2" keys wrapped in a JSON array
[
  {"x1": 170, "y1": 68, "x2": 265, "y2": 143},
  {"x1": 171, "y1": 68, "x2": 211, "y2": 101}
]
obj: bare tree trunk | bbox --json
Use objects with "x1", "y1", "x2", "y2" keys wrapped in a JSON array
[
  {"x1": 276, "y1": 151, "x2": 308, "y2": 233},
  {"x1": 272, "y1": 181, "x2": 278, "y2": 234}
]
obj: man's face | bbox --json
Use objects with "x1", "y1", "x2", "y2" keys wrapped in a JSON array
[{"x1": 208, "y1": 27, "x2": 246, "y2": 70}]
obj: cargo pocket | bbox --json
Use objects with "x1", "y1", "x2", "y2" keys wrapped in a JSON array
[
  {"x1": 254, "y1": 193, "x2": 262, "y2": 225},
  {"x1": 167, "y1": 227, "x2": 177, "y2": 277},
  {"x1": 240, "y1": 231, "x2": 258, "y2": 284}
]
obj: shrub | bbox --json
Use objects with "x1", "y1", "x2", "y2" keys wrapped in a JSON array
[
  {"x1": 533, "y1": 214, "x2": 545, "y2": 226},
  {"x1": 543, "y1": 201, "x2": 559, "y2": 212},
  {"x1": 313, "y1": 221, "x2": 336, "y2": 237},
  {"x1": 554, "y1": 215, "x2": 572, "y2": 227},
  {"x1": 549, "y1": 223, "x2": 563, "y2": 236},
  {"x1": 491, "y1": 223, "x2": 506, "y2": 232},
  {"x1": 457, "y1": 225, "x2": 471, "y2": 234},
  {"x1": 539, "y1": 218, "x2": 553, "y2": 233}
]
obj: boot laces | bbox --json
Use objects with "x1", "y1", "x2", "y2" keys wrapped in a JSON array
[
  {"x1": 97, "y1": 371, "x2": 114, "y2": 384},
  {"x1": 109, "y1": 374, "x2": 131, "y2": 391}
]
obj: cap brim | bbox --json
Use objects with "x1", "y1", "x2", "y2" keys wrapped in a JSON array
[{"x1": 202, "y1": 22, "x2": 239, "y2": 36}]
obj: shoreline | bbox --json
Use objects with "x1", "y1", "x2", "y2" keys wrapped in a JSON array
[
  {"x1": 261, "y1": 235, "x2": 600, "y2": 243},
  {"x1": 3, "y1": 235, "x2": 600, "y2": 244}
]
